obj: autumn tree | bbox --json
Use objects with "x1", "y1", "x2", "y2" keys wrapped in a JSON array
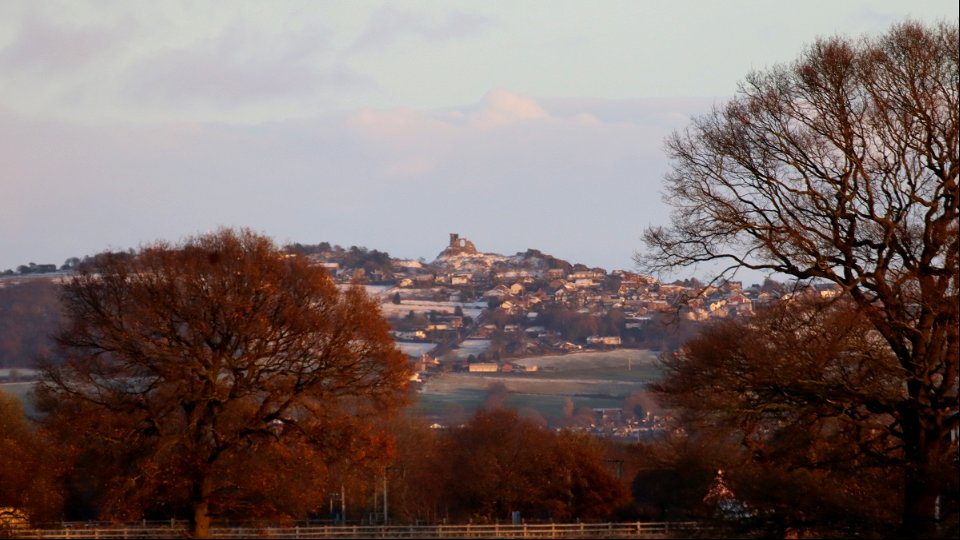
[
  {"x1": 379, "y1": 416, "x2": 451, "y2": 524},
  {"x1": 639, "y1": 21, "x2": 958, "y2": 535},
  {"x1": 0, "y1": 390, "x2": 64, "y2": 526},
  {"x1": 35, "y1": 229, "x2": 411, "y2": 538},
  {"x1": 441, "y1": 409, "x2": 628, "y2": 522}
]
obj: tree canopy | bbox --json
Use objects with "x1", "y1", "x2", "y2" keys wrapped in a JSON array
[
  {"x1": 439, "y1": 409, "x2": 629, "y2": 522},
  {"x1": 36, "y1": 229, "x2": 411, "y2": 538},
  {"x1": 653, "y1": 298, "x2": 911, "y2": 534},
  {"x1": 0, "y1": 390, "x2": 63, "y2": 526},
  {"x1": 639, "y1": 20, "x2": 958, "y2": 535}
]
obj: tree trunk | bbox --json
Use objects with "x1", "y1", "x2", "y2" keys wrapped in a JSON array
[
  {"x1": 900, "y1": 411, "x2": 944, "y2": 538},
  {"x1": 191, "y1": 499, "x2": 212, "y2": 539}
]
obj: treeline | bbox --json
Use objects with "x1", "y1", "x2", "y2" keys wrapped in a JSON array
[
  {"x1": 2, "y1": 395, "x2": 658, "y2": 526},
  {"x1": 1, "y1": 257, "x2": 81, "y2": 276},
  {"x1": 285, "y1": 242, "x2": 394, "y2": 279},
  {"x1": 7, "y1": 382, "x2": 914, "y2": 537}
]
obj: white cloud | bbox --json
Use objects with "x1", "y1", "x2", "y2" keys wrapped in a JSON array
[
  {"x1": 0, "y1": 12, "x2": 129, "y2": 73},
  {"x1": 119, "y1": 19, "x2": 371, "y2": 109},
  {"x1": 350, "y1": 6, "x2": 495, "y2": 52},
  {"x1": 467, "y1": 89, "x2": 549, "y2": 130}
]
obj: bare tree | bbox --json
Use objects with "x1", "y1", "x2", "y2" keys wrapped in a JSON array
[
  {"x1": 36, "y1": 229, "x2": 411, "y2": 538},
  {"x1": 653, "y1": 298, "x2": 911, "y2": 534},
  {"x1": 639, "y1": 21, "x2": 958, "y2": 534}
]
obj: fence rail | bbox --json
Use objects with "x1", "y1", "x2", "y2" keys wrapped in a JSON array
[{"x1": 9, "y1": 522, "x2": 699, "y2": 539}]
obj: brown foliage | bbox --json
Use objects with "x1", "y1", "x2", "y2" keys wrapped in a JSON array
[
  {"x1": 439, "y1": 409, "x2": 629, "y2": 522},
  {"x1": 0, "y1": 390, "x2": 64, "y2": 525},
  {"x1": 379, "y1": 416, "x2": 452, "y2": 524},
  {"x1": 640, "y1": 20, "x2": 958, "y2": 533},
  {"x1": 35, "y1": 229, "x2": 411, "y2": 537},
  {"x1": 652, "y1": 298, "x2": 944, "y2": 534}
]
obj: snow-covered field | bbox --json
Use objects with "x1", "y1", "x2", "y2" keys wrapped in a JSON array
[
  {"x1": 396, "y1": 341, "x2": 435, "y2": 357},
  {"x1": 379, "y1": 299, "x2": 485, "y2": 318},
  {"x1": 0, "y1": 368, "x2": 40, "y2": 379},
  {"x1": 448, "y1": 338, "x2": 490, "y2": 359},
  {"x1": 513, "y1": 349, "x2": 658, "y2": 371}
]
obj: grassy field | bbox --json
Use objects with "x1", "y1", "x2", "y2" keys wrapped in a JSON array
[
  {"x1": 414, "y1": 349, "x2": 664, "y2": 423},
  {"x1": 3, "y1": 350, "x2": 666, "y2": 426}
]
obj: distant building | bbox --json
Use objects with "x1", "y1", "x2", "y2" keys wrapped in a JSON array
[
  {"x1": 468, "y1": 363, "x2": 499, "y2": 373},
  {"x1": 439, "y1": 233, "x2": 479, "y2": 257},
  {"x1": 587, "y1": 336, "x2": 622, "y2": 347}
]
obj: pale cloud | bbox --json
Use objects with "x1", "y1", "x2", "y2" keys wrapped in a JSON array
[
  {"x1": 120, "y1": 21, "x2": 370, "y2": 107},
  {"x1": 0, "y1": 11, "x2": 131, "y2": 73},
  {"x1": 0, "y1": 92, "x2": 700, "y2": 273},
  {"x1": 350, "y1": 6, "x2": 495, "y2": 52},
  {"x1": 467, "y1": 89, "x2": 549, "y2": 130},
  {"x1": 124, "y1": 50, "x2": 373, "y2": 106}
]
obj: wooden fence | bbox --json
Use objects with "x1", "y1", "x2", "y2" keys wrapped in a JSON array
[{"x1": 8, "y1": 522, "x2": 700, "y2": 539}]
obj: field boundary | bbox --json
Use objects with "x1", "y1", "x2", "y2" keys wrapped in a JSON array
[{"x1": 10, "y1": 521, "x2": 700, "y2": 539}]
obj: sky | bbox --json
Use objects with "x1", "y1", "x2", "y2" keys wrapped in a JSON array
[{"x1": 1, "y1": 1, "x2": 957, "y2": 283}]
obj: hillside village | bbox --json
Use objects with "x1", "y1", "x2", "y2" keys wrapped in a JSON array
[
  {"x1": 289, "y1": 234, "x2": 839, "y2": 379},
  {"x1": 0, "y1": 234, "x2": 845, "y2": 441},
  {"x1": 0, "y1": 233, "x2": 840, "y2": 379}
]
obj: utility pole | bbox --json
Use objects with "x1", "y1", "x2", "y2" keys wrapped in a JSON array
[{"x1": 383, "y1": 470, "x2": 389, "y2": 524}]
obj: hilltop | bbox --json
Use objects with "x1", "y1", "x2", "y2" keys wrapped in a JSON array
[{"x1": 1, "y1": 233, "x2": 825, "y2": 372}]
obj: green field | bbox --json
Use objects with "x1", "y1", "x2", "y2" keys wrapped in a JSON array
[
  {"x1": 3, "y1": 350, "x2": 666, "y2": 426},
  {"x1": 413, "y1": 349, "x2": 664, "y2": 423}
]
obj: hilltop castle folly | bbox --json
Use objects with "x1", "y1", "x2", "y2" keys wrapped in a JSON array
[{"x1": 439, "y1": 233, "x2": 479, "y2": 257}]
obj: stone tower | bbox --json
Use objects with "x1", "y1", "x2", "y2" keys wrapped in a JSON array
[{"x1": 440, "y1": 233, "x2": 479, "y2": 257}]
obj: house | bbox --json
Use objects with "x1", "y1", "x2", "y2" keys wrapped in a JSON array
[
  {"x1": 413, "y1": 274, "x2": 435, "y2": 285},
  {"x1": 587, "y1": 336, "x2": 622, "y2": 347},
  {"x1": 725, "y1": 293, "x2": 754, "y2": 316},
  {"x1": 394, "y1": 259, "x2": 424, "y2": 270},
  {"x1": 568, "y1": 270, "x2": 606, "y2": 281},
  {"x1": 683, "y1": 308, "x2": 710, "y2": 321},
  {"x1": 573, "y1": 277, "x2": 599, "y2": 289},
  {"x1": 546, "y1": 268, "x2": 566, "y2": 280},
  {"x1": 468, "y1": 363, "x2": 499, "y2": 373},
  {"x1": 440, "y1": 315, "x2": 463, "y2": 328},
  {"x1": 592, "y1": 408, "x2": 624, "y2": 425},
  {"x1": 483, "y1": 285, "x2": 511, "y2": 300},
  {"x1": 392, "y1": 330, "x2": 427, "y2": 341},
  {"x1": 451, "y1": 274, "x2": 472, "y2": 285}
]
